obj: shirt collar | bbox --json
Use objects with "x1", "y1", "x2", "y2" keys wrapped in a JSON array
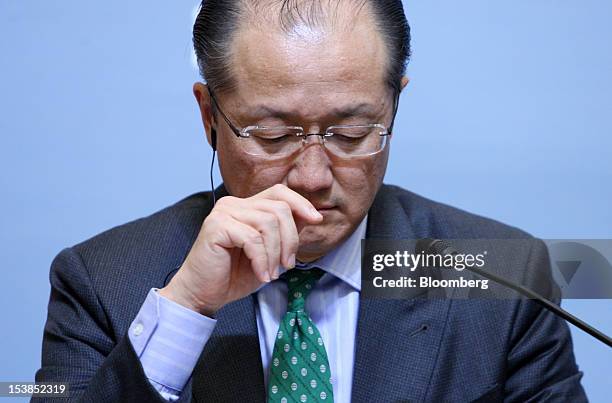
[{"x1": 292, "y1": 215, "x2": 366, "y2": 291}]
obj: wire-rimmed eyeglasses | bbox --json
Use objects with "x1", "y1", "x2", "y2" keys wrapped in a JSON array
[{"x1": 208, "y1": 88, "x2": 400, "y2": 159}]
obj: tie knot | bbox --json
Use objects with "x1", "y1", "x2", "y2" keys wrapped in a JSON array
[{"x1": 280, "y1": 268, "x2": 325, "y2": 312}]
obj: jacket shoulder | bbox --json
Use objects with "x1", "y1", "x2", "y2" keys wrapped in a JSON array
[
  {"x1": 380, "y1": 184, "x2": 533, "y2": 239},
  {"x1": 73, "y1": 191, "x2": 211, "y2": 260},
  {"x1": 59, "y1": 192, "x2": 213, "y2": 333}
]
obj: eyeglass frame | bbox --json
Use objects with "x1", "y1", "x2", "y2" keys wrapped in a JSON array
[{"x1": 207, "y1": 86, "x2": 401, "y2": 157}]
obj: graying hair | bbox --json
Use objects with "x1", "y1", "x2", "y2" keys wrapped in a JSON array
[{"x1": 193, "y1": 0, "x2": 411, "y2": 95}]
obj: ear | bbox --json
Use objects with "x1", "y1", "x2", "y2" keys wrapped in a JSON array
[
  {"x1": 400, "y1": 75, "x2": 410, "y2": 92},
  {"x1": 193, "y1": 82, "x2": 215, "y2": 148}
]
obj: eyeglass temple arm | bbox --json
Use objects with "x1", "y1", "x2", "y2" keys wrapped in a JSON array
[
  {"x1": 208, "y1": 87, "x2": 243, "y2": 138},
  {"x1": 387, "y1": 89, "x2": 401, "y2": 135}
]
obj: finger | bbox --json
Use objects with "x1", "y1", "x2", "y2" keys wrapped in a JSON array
[
  {"x1": 212, "y1": 215, "x2": 271, "y2": 283},
  {"x1": 248, "y1": 199, "x2": 298, "y2": 271},
  {"x1": 254, "y1": 184, "x2": 323, "y2": 224},
  {"x1": 226, "y1": 208, "x2": 281, "y2": 280}
]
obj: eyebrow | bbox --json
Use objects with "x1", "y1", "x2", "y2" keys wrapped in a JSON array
[{"x1": 245, "y1": 102, "x2": 381, "y2": 121}]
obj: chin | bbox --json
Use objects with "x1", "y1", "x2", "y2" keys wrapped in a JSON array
[
  {"x1": 297, "y1": 227, "x2": 329, "y2": 260},
  {"x1": 297, "y1": 219, "x2": 352, "y2": 261}
]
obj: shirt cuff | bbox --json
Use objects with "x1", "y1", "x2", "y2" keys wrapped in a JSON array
[{"x1": 128, "y1": 288, "x2": 217, "y2": 395}]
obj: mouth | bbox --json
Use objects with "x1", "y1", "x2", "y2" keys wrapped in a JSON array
[{"x1": 313, "y1": 205, "x2": 337, "y2": 213}]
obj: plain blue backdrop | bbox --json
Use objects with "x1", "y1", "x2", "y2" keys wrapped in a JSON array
[{"x1": 1, "y1": 0, "x2": 610, "y2": 401}]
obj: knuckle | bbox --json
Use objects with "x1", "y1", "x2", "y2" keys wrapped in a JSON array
[
  {"x1": 262, "y1": 213, "x2": 279, "y2": 230},
  {"x1": 203, "y1": 211, "x2": 221, "y2": 227},
  {"x1": 272, "y1": 183, "x2": 286, "y2": 192},
  {"x1": 217, "y1": 196, "x2": 237, "y2": 208},
  {"x1": 247, "y1": 232, "x2": 264, "y2": 245},
  {"x1": 273, "y1": 200, "x2": 291, "y2": 215}
]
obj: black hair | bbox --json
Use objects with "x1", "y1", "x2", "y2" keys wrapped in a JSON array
[{"x1": 193, "y1": 0, "x2": 411, "y2": 95}]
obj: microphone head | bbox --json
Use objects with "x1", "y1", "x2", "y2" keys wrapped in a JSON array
[
  {"x1": 415, "y1": 238, "x2": 455, "y2": 255},
  {"x1": 415, "y1": 238, "x2": 439, "y2": 254}
]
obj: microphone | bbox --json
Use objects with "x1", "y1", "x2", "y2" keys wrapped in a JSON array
[{"x1": 416, "y1": 238, "x2": 612, "y2": 348}]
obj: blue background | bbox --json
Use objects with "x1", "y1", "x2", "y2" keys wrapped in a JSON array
[{"x1": 1, "y1": 0, "x2": 610, "y2": 401}]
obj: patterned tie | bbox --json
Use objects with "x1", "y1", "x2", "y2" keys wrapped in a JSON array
[{"x1": 267, "y1": 268, "x2": 334, "y2": 403}]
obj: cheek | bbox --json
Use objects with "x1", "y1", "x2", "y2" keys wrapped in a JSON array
[
  {"x1": 218, "y1": 142, "x2": 290, "y2": 197},
  {"x1": 334, "y1": 152, "x2": 388, "y2": 202}
]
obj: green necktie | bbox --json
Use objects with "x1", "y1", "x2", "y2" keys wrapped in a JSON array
[{"x1": 267, "y1": 268, "x2": 334, "y2": 403}]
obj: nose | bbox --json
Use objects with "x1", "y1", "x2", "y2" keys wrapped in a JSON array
[{"x1": 286, "y1": 137, "x2": 334, "y2": 194}]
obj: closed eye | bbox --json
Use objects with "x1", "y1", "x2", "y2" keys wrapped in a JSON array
[
  {"x1": 261, "y1": 135, "x2": 291, "y2": 143},
  {"x1": 334, "y1": 134, "x2": 364, "y2": 143}
]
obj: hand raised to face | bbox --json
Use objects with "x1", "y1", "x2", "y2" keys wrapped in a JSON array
[{"x1": 159, "y1": 184, "x2": 323, "y2": 316}]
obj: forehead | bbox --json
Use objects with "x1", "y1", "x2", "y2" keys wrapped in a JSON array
[{"x1": 225, "y1": 9, "x2": 389, "y2": 118}]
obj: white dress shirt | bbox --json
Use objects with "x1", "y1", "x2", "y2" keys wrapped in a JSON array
[{"x1": 128, "y1": 216, "x2": 366, "y2": 402}]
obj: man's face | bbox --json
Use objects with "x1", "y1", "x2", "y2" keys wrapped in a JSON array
[{"x1": 195, "y1": 12, "x2": 404, "y2": 262}]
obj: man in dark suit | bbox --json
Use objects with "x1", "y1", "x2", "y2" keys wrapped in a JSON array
[{"x1": 35, "y1": 0, "x2": 586, "y2": 401}]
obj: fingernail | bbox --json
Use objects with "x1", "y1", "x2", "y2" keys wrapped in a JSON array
[
  {"x1": 264, "y1": 271, "x2": 271, "y2": 282},
  {"x1": 310, "y1": 208, "x2": 322, "y2": 219},
  {"x1": 272, "y1": 267, "x2": 280, "y2": 280},
  {"x1": 288, "y1": 254, "x2": 296, "y2": 269}
]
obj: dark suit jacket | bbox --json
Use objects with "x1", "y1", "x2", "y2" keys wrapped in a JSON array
[{"x1": 35, "y1": 184, "x2": 587, "y2": 402}]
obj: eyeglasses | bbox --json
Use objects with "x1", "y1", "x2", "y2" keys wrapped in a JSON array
[{"x1": 209, "y1": 89, "x2": 399, "y2": 159}]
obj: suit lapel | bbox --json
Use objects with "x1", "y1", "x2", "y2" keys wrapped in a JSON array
[
  {"x1": 188, "y1": 185, "x2": 451, "y2": 401},
  {"x1": 191, "y1": 294, "x2": 266, "y2": 402},
  {"x1": 175, "y1": 185, "x2": 266, "y2": 402},
  {"x1": 351, "y1": 186, "x2": 452, "y2": 402}
]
